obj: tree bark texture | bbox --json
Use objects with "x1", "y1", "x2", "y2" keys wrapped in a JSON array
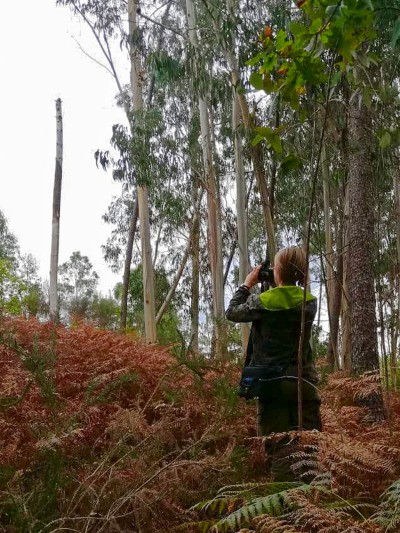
[
  {"x1": 49, "y1": 98, "x2": 63, "y2": 322},
  {"x1": 347, "y1": 103, "x2": 379, "y2": 374},
  {"x1": 128, "y1": 0, "x2": 156, "y2": 343}
]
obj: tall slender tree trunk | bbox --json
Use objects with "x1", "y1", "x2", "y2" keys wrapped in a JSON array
[
  {"x1": 394, "y1": 155, "x2": 400, "y2": 271},
  {"x1": 393, "y1": 160, "x2": 400, "y2": 386},
  {"x1": 330, "y1": 229, "x2": 343, "y2": 369},
  {"x1": 119, "y1": 199, "x2": 138, "y2": 331},
  {"x1": 190, "y1": 177, "x2": 200, "y2": 355},
  {"x1": 49, "y1": 98, "x2": 63, "y2": 322},
  {"x1": 389, "y1": 270, "x2": 398, "y2": 389},
  {"x1": 128, "y1": 0, "x2": 156, "y2": 343},
  {"x1": 321, "y1": 142, "x2": 339, "y2": 369},
  {"x1": 347, "y1": 102, "x2": 379, "y2": 374},
  {"x1": 233, "y1": 93, "x2": 250, "y2": 356},
  {"x1": 185, "y1": 0, "x2": 225, "y2": 357},
  {"x1": 340, "y1": 111, "x2": 351, "y2": 371}
]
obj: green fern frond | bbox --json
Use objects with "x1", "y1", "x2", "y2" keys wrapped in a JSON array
[
  {"x1": 323, "y1": 499, "x2": 376, "y2": 514},
  {"x1": 191, "y1": 482, "x2": 301, "y2": 517},
  {"x1": 215, "y1": 481, "x2": 269, "y2": 495},
  {"x1": 190, "y1": 496, "x2": 241, "y2": 514},
  {"x1": 212, "y1": 483, "x2": 312, "y2": 532},
  {"x1": 372, "y1": 479, "x2": 400, "y2": 531}
]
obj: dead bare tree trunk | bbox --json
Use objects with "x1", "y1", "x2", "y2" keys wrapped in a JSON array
[{"x1": 49, "y1": 98, "x2": 63, "y2": 322}]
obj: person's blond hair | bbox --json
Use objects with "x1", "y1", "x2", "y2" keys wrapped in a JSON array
[{"x1": 274, "y1": 246, "x2": 307, "y2": 286}]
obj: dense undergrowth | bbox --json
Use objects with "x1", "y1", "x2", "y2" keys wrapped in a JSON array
[{"x1": 1, "y1": 318, "x2": 400, "y2": 532}]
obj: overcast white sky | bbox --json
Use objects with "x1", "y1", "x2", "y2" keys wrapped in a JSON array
[{"x1": 0, "y1": 0, "x2": 129, "y2": 293}]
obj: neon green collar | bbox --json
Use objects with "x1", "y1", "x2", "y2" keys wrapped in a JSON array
[{"x1": 259, "y1": 285, "x2": 316, "y2": 311}]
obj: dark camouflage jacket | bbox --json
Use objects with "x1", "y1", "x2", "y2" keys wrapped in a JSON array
[{"x1": 226, "y1": 285, "x2": 318, "y2": 381}]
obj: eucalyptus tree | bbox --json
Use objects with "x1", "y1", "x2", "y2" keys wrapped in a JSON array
[
  {"x1": 127, "y1": 0, "x2": 156, "y2": 342},
  {"x1": 0, "y1": 212, "x2": 46, "y2": 318},
  {"x1": 57, "y1": 0, "x2": 176, "y2": 340},
  {"x1": 18, "y1": 254, "x2": 47, "y2": 319},
  {"x1": 0, "y1": 210, "x2": 19, "y2": 263},
  {"x1": 58, "y1": 251, "x2": 99, "y2": 322},
  {"x1": 185, "y1": 0, "x2": 226, "y2": 356}
]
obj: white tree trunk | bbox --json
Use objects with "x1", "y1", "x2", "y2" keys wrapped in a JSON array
[
  {"x1": 49, "y1": 98, "x2": 63, "y2": 321},
  {"x1": 233, "y1": 93, "x2": 250, "y2": 356},
  {"x1": 185, "y1": 0, "x2": 225, "y2": 356},
  {"x1": 189, "y1": 110, "x2": 200, "y2": 355},
  {"x1": 128, "y1": 0, "x2": 156, "y2": 342}
]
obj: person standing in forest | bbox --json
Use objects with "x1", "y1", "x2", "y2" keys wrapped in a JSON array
[{"x1": 226, "y1": 246, "x2": 321, "y2": 481}]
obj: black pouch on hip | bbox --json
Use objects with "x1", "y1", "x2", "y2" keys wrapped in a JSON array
[{"x1": 238, "y1": 365, "x2": 284, "y2": 400}]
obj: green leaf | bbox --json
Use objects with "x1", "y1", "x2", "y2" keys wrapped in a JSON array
[
  {"x1": 276, "y1": 29, "x2": 287, "y2": 50},
  {"x1": 305, "y1": 35, "x2": 317, "y2": 53},
  {"x1": 379, "y1": 131, "x2": 392, "y2": 149},
  {"x1": 362, "y1": 87, "x2": 372, "y2": 109},
  {"x1": 253, "y1": 127, "x2": 283, "y2": 153},
  {"x1": 269, "y1": 136, "x2": 282, "y2": 153},
  {"x1": 246, "y1": 53, "x2": 262, "y2": 67},
  {"x1": 251, "y1": 134, "x2": 265, "y2": 146},
  {"x1": 280, "y1": 154, "x2": 302, "y2": 172},
  {"x1": 249, "y1": 72, "x2": 264, "y2": 90},
  {"x1": 326, "y1": 4, "x2": 339, "y2": 17},
  {"x1": 390, "y1": 17, "x2": 400, "y2": 48}
]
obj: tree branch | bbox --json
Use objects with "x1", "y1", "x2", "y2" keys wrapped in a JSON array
[{"x1": 71, "y1": 36, "x2": 114, "y2": 77}]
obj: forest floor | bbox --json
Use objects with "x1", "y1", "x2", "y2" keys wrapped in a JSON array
[{"x1": 1, "y1": 318, "x2": 400, "y2": 533}]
